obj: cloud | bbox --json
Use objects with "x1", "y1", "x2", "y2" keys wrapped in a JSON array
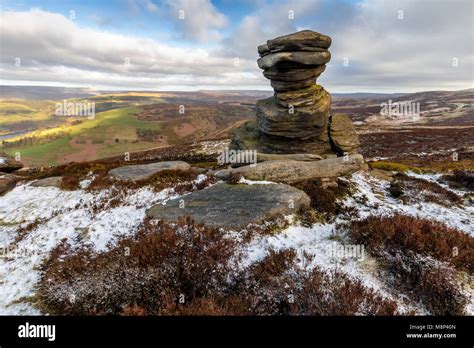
[
  {"x1": 164, "y1": 0, "x2": 228, "y2": 42},
  {"x1": 0, "y1": 9, "x2": 260, "y2": 90},
  {"x1": 0, "y1": 1, "x2": 472, "y2": 92},
  {"x1": 218, "y1": 0, "x2": 473, "y2": 92},
  {"x1": 319, "y1": 0, "x2": 474, "y2": 91}
]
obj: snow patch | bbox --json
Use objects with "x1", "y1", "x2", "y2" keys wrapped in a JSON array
[
  {"x1": 238, "y1": 177, "x2": 274, "y2": 185},
  {"x1": 0, "y1": 175, "x2": 209, "y2": 314}
]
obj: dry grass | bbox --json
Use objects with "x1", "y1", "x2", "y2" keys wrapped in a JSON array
[
  {"x1": 369, "y1": 161, "x2": 421, "y2": 173},
  {"x1": 292, "y1": 178, "x2": 351, "y2": 219}
]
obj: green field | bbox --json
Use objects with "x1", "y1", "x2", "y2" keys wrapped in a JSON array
[
  {"x1": 3, "y1": 103, "x2": 165, "y2": 167},
  {"x1": 0, "y1": 100, "x2": 56, "y2": 133}
]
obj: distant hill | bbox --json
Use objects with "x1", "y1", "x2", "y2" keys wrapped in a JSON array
[
  {"x1": 331, "y1": 92, "x2": 409, "y2": 99},
  {"x1": 0, "y1": 86, "x2": 99, "y2": 100},
  {"x1": 1, "y1": 85, "x2": 472, "y2": 102}
]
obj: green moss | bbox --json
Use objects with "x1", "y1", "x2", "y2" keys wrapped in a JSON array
[{"x1": 369, "y1": 161, "x2": 423, "y2": 173}]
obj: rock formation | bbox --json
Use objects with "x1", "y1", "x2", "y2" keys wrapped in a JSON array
[
  {"x1": 146, "y1": 182, "x2": 310, "y2": 230},
  {"x1": 230, "y1": 30, "x2": 359, "y2": 156}
]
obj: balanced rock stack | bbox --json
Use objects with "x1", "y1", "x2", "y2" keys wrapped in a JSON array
[{"x1": 231, "y1": 30, "x2": 359, "y2": 156}]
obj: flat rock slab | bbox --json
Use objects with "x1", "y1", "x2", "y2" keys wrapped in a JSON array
[
  {"x1": 217, "y1": 154, "x2": 367, "y2": 183},
  {"x1": 30, "y1": 176, "x2": 63, "y2": 188},
  {"x1": 257, "y1": 51, "x2": 331, "y2": 70},
  {"x1": 146, "y1": 183, "x2": 310, "y2": 230},
  {"x1": 108, "y1": 161, "x2": 190, "y2": 181}
]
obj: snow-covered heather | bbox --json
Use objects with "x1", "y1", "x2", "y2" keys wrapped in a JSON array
[
  {"x1": 404, "y1": 171, "x2": 472, "y2": 196},
  {"x1": 0, "y1": 175, "x2": 208, "y2": 315},
  {"x1": 0, "y1": 170, "x2": 471, "y2": 315},
  {"x1": 238, "y1": 220, "x2": 420, "y2": 314},
  {"x1": 238, "y1": 171, "x2": 473, "y2": 314},
  {"x1": 345, "y1": 172, "x2": 473, "y2": 235}
]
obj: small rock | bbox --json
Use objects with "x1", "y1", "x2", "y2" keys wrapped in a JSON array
[
  {"x1": 108, "y1": 161, "x2": 191, "y2": 181},
  {"x1": 30, "y1": 176, "x2": 63, "y2": 188}
]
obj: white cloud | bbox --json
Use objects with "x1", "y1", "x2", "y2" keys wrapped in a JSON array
[
  {"x1": 319, "y1": 0, "x2": 474, "y2": 91},
  {"x1": 0, "y1": 0, "x2": 472, "y2": 92},
  {"x1": 0, "y1": 9, "x2": 260, "y2": 90}
]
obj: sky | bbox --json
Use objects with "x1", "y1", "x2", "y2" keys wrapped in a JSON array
[{"x1": 0, "y1": 0, "x2": 473, "y2": 93}]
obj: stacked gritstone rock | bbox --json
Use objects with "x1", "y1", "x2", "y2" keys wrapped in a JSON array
[{"x1": 230, "y1": 30, "x2": 359, "y2": 156}]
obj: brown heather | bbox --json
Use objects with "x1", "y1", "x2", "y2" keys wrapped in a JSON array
[
  {"x1": 349, "y1": 214, "x2": 472, "y2": 315},
  {"x1": 350, "y1": 214, "x2": 473, "y2": 273},
  {"x1": 36, "y1": 219, "x2": 398, "y2": 316},
  {"x1": 389, "y1": 173, "x2": 462, "y2": 206}
]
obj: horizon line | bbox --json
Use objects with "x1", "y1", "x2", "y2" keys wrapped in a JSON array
[{"x1": 1, "y1": 84, "x2": 473, "y2": 95}]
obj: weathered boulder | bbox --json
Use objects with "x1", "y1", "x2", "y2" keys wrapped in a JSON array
[
  {"x1": 329, "y1": 113, "x2": 360, "y2": 155},
  {"x1": 0, "y1": 153, "x2": 23, "y2": 173},
  {"x1": 230, "y1": 30, "x2": 359, "y2": 158},
  {"x1": 108, "y1": 161, "x2": 190, "y2": 181},
  {"x1": 146, "y1": 183, "x2": 310, "y2": 230},
  {"x1": 30, "y1": 176, "x2": 63, "y2": 188},
  {"x1": 230, "y1": 30, "x2": 360, "y2": 160},
  {"x1": 217, "y1": 154, "x2": 367, "y2": 183}
]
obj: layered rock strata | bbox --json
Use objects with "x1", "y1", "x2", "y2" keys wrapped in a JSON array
[{"x1": 230, "y1": 30, "x2": 359, "y2": 156}]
